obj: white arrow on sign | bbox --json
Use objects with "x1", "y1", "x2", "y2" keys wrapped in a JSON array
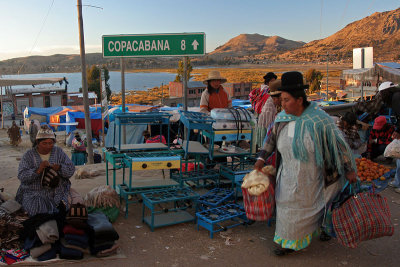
[{"x1": 192, "y1": 40, "x2": 199, "y2": 50}]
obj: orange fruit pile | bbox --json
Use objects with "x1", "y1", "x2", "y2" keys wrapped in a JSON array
[{"x1": 355, "y1": 158, "x2": 391, "y2": 182}]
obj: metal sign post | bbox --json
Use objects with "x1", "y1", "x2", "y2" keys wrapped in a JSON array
[
  {"x1": 100, "y1": 69, "x2": 107, "y2": 146},
  {"x1": 183, "y1": 56, "x2": 188, "y2": 111}
]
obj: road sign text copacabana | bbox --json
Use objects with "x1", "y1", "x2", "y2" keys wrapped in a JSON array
[{"x1": 102, "y1": 33, "x2": 205, "y2": 57}]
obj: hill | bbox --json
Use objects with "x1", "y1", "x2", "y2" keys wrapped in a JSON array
[
  {"x1": 210, "y1": 33, "x2": 305, "y2": 57},
  {"x1": 2, "y1": 8, "x2": 400, "y2": 73},
  {"x1": 280, "y1": 8, "x2": 400, "y2": 62}
]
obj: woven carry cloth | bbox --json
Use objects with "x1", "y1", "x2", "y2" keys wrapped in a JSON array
[
  {"x1": 242, "y1": 185, "x2": 275, "y2": 221},
  {"x1": 332, "y1": 191, "x2": 394, "y2": 248}
]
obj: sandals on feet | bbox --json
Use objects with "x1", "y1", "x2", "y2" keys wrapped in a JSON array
[{"x1": 273, "y1": 248, "x2": 294, "y2": 256}]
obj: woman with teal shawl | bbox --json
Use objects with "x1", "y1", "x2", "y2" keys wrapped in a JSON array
[{"x1": 254, "y1": 72, "x2": 357, "y2": 256}]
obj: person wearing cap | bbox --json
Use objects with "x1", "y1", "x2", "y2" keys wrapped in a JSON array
[
  {"x1": 28, "y1": 120, "x2": 39, "y2": 146},
  {"x1": 254, "y1": 71, "x2": 357, "y2": 256},
  {"x1": 71, "y1": 132, "x2": 87, "y2": 166},
  {"x1": 257, "y1": 79, "x2": 282, "y2": 148},
  {"x1": 365, "y1": 116, "x2": 395, "y2": 160},
  {"x1": 16, "y1": 125, "x2": 75, "y2": 216},
  {"x1": 336, "y1": 112, "x2": 364, "y2": 155},
  {"x1": 200, "y1": 70, "x2": 232, "y2": 113}
]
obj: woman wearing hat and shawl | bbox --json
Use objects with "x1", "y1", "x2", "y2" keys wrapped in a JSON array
[
  {"x1": 254, "y1": 72, "x2": 357, "y2": 256},
  {"x1": 200, "y1": 70, "x2": 232, "y2": 113},
  {"x1": 71, "y1": 132, "x2": 87, "y2": 166},
  {"x1": 257, "y1": 79, "x2": 282, "y2": 148},
  {"x1": 16, "y1": 125, "x2": 75, "y2": 216}
]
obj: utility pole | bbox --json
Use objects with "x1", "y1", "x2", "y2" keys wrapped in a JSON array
[
  {"x1": 77, "y1": 0, "x2": 94, "y2": 164},
  {"x1": 1, "y1": 86, "x2": 3, "y2": 129},
  {"x1": 183, "y1": 56, "x2": 188, "y2": 111},
  {"x1": 161, "y1": 83, "x2": 164, "y2": 106},
  {"x1": 326, "y1": 52, "x2": 329, "y2": 101}
]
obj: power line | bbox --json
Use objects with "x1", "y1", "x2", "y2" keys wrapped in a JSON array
[
  {"x1": 339, "y1": 0, "x2": 351, "y2": 29},
  {"x1": 18, "y1": 0, "x2": 55, "y2": 74},
  {"x1": 320, "y1": 0, "x2": 324, "y2": 38}
]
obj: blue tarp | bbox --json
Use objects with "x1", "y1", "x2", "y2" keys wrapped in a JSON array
[
  {"x1": 25, "y1": 107, "x2": 66, "y2": 118},
  {"x1": 65, "y1": 111, "x2": 102, "y2": 133},
  {"x1": 107, "y1": 107, "x2": 129, "y2": 122},
  {"x1": 232, "y1": 99, "x2": 250, "y2": 106}
]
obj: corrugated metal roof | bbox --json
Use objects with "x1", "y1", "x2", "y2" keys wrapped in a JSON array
[
  {"x1": 0, "y1": 77, "x2": 65, "y2": 87},
  {"x1": 69, "y1": 92, "x2": 97, "y2": 99},
  {"x1": 376, "y1": 62, "x2": 400, "y2": 69}
]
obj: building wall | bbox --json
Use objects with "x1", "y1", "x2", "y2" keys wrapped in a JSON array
[
  {"x1": 11, "y1": 91, "x2": 70, "y2": 115},
  {"x1": 169, "y1": 81, "x2": 251, "y2": 100},
  {"x1": 223, "y1": 82, "x2": 252, "y2": 99}
]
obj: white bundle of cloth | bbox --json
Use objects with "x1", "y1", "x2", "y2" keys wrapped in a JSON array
[{"x1": 241, "y1": 165, "x2": 275, "y2": 196}]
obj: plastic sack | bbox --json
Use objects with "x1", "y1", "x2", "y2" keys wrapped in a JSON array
[
  {"x1": 241, "y1": 165, "x2": 275, "y2": 196},
  {"x1": 384, "y1": 139, "x2": 400, "y2": 158},
  {"x1": 242, "y1": 165, "x2": 275, "y2": 221},
  {"x1": 210, "y1": 108, "x2": 254, "y2": 122}
]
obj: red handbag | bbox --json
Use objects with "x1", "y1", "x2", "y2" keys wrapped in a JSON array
[
  {"x1": 242, "y1": 184, "x2": 275, "y2": 221},
  {"x1": 332, "y1": 190, "x2": 394, "y2": 248}
]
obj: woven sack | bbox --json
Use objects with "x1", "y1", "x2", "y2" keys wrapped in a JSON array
[
  {"x1": 332, "y1": 191, "x2": 394, "y2": 248},
  {"x1": 242, "y1": 184, "x2": 274, "y2": 221}
]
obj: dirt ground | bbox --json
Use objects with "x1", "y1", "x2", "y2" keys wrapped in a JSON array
[{"x1": 1, "y1": 127, "x2": 400, "y2": 267}]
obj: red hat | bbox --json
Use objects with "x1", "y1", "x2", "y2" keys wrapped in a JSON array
[{"x1": 373, "y1": 116, "x2": 387, "y2": 130}]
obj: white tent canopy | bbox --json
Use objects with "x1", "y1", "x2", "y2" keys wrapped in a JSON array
[
  {"x1": 0, "y1": 77, "x2": 65, "y2": 87},
  {"x1": 342, "y1": 62, "x2": 400, "y2": 84}
]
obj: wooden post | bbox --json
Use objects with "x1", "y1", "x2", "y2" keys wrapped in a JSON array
[{"x1": 77, "y1": 0, "x2": 94, "y2": 164}]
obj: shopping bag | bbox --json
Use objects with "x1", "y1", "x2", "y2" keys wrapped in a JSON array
[
  {"x1": 384, "y1": 139, "x2": 400, "y2": 158},
  {"x1": 332, "y1": 184, "x2": 394, "y2": 248},
  {"x1": 242, "y1": 186, "x2": 274, "y2": 221}
]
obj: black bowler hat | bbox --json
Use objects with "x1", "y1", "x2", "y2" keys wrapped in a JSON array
[
  {"x1": 263, "y1": 72, "x2": 277, "y2": 82},
  {"x1": 279, "y1": 71, "x2": 309, "y2": 92}
]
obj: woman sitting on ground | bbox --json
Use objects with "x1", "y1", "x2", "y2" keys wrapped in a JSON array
[{"x1": 16, "y1": 125, "x2": 75, "y2": 217}]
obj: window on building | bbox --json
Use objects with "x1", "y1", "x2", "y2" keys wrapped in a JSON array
[
  {"x1": 244, "y1": 87, "x2": 250, "y2": 92},
  {"x1": 198, "y1": 88, "x2": 205, "y2": 94},
  {"x1": 44, "y1": 96, "x2": 51, "y2": 107},
  {"x1": 235, "y1": 87, "x2": 241, "y2": 93}
]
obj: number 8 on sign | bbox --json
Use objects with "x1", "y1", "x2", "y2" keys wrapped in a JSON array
[{"x1": 181, "y1": 40, "x2": 186, "y2": 50}]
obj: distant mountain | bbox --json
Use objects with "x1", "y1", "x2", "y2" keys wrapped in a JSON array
[
  {"x1": 210, "y1": 33, "x2": 305, "y2": 57},
  {"x1": 281, "y1": 8, "x2": 400, "y2": 62},
  {"x1": 2, "y1": 8, "x2": 400, "y2": 74}
]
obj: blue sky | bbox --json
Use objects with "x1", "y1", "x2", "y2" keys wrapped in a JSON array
[{"x1": 0, "y1": 0, "x2": 399, "y2": 61}]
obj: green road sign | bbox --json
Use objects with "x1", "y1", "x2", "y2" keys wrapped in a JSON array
[{"x1": 102, "y1": 33, "x2": 205, "y2": 57}]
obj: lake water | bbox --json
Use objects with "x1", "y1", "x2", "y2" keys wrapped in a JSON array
[{"x1": 1, "y1": 71, "x2": 177, "y2": 92}]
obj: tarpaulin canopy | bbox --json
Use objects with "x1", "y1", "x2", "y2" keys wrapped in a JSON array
[
  {"x1": 342, "y1": 62, "x2": 400, "y2": 84},
  {"x1": 116, "y1": 104, "x2": 157, "y2": 113},
  {"x1": 24, "y1": 106, "x2": 65, "y2": 118},
  {"x1": 0, "y1": 77, "x2": 65, "y2": 87},
  {"x1": 65, "y1": 111, "x2": 102, "y2": 134}
]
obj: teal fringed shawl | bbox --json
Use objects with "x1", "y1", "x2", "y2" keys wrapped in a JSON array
[{"x1": 275, "y1": 101, "x2": 356, "y2": 175}]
